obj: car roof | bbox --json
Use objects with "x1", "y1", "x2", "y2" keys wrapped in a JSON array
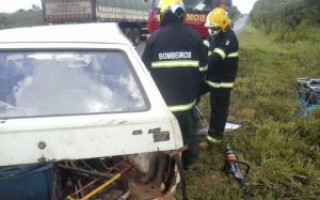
[{"x1": 0, "y1": 23, "x2": 131, "y2": 45}]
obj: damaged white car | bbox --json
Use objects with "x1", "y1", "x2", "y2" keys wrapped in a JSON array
[{"x1": 0, "y1": 23, "x2": 185, "y2": 200}]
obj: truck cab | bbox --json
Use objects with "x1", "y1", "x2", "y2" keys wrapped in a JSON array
[
  {"x1": 148, "y1": 0, "x2": 224, "y2": 39},
  {"x1": 0, "y1": 23, "x2": 183, "y2": 200}
]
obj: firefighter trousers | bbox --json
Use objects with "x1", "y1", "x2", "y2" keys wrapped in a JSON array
[
  {"x1": 174, "y1": 110, "x2": 198, "y2": 170},
  {"x1": 209, "y1": 88, "x2": 232, "y2": 134}
]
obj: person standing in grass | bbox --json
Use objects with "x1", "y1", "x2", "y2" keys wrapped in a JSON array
[
  {"x1": 204, "y1": 7, "x2": 239, "y2": 143},
  {"x1": 142, "y1": 0, "x2": 207, "y2": 169}
]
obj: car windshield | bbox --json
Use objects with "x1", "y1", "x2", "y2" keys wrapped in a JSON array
[
  {"x1": 0, "y1": 51, "x2": 148, "y2": 118},
  {"x1": 153, "y1": 0, "x2": 212, "y2": 12}
]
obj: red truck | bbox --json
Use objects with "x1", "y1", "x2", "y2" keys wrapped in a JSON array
[{"x1": 147, "y1": 0, "x2": 226, "y2": 39}]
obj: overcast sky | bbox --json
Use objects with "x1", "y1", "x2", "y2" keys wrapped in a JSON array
[
  {"x1": 233, "y1": 0, "x2": 257, "y2": 14},
  {"x1": 0, "y1": 0, "x2": 41, "y2": 13},
  {"x1": 0, "y1": 0, "x2": 257, "y2": 14}
]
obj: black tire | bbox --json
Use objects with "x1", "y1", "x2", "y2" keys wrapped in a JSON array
[
  {"x1": 123, "y1": 28, "x2": 133, "y2": 43},
  {"x1": 132, "y1": 27, "x2": 141, "y2": 46}
]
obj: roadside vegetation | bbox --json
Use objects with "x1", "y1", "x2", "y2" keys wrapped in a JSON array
[
  {"x1": 250, "y1": 0, "x2": 320, "y2": 42},
  {"x1": 182, "y1": 1, "x2": 320, "y2": 199},
  {"x1": 1, "y1": 1, "x2": 319, "y2": 199},
  {"x1": 0, "y1": 5, "x2": 43, "y2": 29}
]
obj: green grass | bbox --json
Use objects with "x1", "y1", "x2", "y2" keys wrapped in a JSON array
[{"x1": 177, "y1": 25, "x2": 320, "y2": 199}]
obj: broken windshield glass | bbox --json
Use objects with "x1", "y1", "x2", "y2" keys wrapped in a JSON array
[
  {"x1": 0, "y1": 51, "x2": 148, "y2": 118},
  {"x1": 0, "y1": 100, "x2": 27, "y2": 118}
]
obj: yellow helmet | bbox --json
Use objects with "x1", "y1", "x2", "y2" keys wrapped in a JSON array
[
  {"x1": 158, "y1": 0, "x2": 185, "y2": 18},
  {"x1": 205, "y1": 7, "x2": 231, "y2": 31}
]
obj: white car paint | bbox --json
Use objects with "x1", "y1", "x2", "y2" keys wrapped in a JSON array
[{"x1": 0, "y1": 23, "x2": 183, "y2": 166}]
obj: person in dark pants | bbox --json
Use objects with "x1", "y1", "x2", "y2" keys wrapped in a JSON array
[
  {"x1": 204, "y1": 7, "x2": 239, "y2": 143},
  {"x1": 142, "y1": 0, "x2": 207, "y2": 169}
]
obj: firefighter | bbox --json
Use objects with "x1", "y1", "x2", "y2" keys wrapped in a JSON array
[
  {"x1": 142, "y1": 0, "x2": 207, "y2": 169},
  {"x1": 204, "y1": 7, "x2": 239, "y2": 143}
]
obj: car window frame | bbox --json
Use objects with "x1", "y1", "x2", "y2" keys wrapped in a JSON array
[{"x1": 0, "y1": 48, "x2": 151, "y2": 120}]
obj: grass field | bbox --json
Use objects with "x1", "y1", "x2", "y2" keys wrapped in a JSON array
[{"x1": 178, "y1": 25, "x2": 320, "y2": 200}]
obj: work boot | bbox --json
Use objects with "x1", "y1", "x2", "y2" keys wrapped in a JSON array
[{"x1": 207, "y1": 129, "x2": 223, "y2": 143}]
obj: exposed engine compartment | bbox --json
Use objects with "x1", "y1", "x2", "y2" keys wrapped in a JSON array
[{"x1": 53, "y1": 152, "x2": 178, "y2": 200}]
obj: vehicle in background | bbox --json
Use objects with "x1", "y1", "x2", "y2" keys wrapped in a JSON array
[
  {"x1": 148, "y1": 0, "x2": 226, "y2": 39},
  {"x1": 41, "y1": 0, "x2": 152, "y2": 45},
  {"x1": 0, "y1": 23, "x2": 184, "y2": 200}
]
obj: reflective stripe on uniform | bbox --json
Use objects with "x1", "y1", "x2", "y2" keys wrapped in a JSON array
[
  {"x1": 213, "y1": 48, "x2": 226, "y2": 59},
  {"x1": 228, "y1": 51, "x2": 239, "y2": 58},
  {"x1": 206, "y1": 80, "x2": 234, "y2": 88},
  {"x1": 199, "y1": 65, "x2": 208, "y2": 72},
  {"x1": 169, "y1": 100, "x2": 197, "y2": 112},
  {"x1": 210, "y1": 50, "x2": 239, "y2": 59},
  {"x1": 203, "y1": 40, "x2": 210, "y2": 48},
  {"x1": 207, "y1": 135, "x2": 221, "y2": 143},
  {"x1": 151, "y1": 60, "x2": 199, "y2": 68}
]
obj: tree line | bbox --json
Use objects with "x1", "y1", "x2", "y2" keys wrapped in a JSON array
[
  {"x1": 0, "y1": 5, "x2": 44, "y2": 29},
  {"x1": 250, "y1": 0, "x2": 320, "y2": 37}
]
